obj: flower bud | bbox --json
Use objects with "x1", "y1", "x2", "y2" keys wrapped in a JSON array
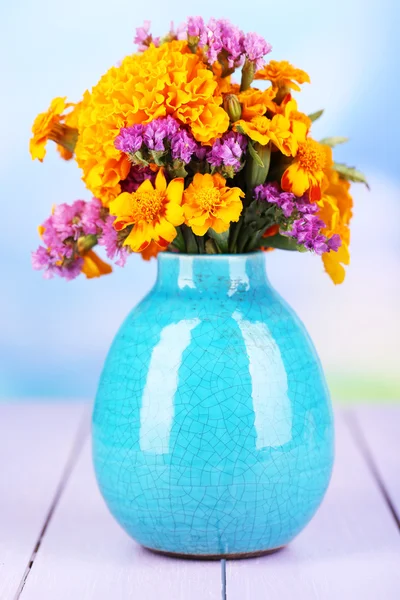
[
  {"x1": 77, "y1": 234, "x2": 97, "y2": 254},
  {"x1": 223, "y1": 94, "x2": 242, "y2": 123}
]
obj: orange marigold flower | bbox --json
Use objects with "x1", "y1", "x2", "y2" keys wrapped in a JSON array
[
  {"x1": 30, "y1": 97, "x2": 79, "y2": 162},
  {"x1": 183, "y1": 173, "x2": 244, "y2": 236},
  {"x1": 318, "y1": 169, "x2": 353, "y2": 284},
  {"x1": 75, "y1": 41, "x2": 229, "y2": 204},
  {"x1": 109, "y1": 168, "x2": 184, "y2": 252},
  {"x1": 235, "y1": 114, "x2": 299, "y2": 156},
  {"x1": 238, "y1": 87, "x2": 276, "y2": 121},
  {"x1": 81, "y1": 250, "x2": 113, "y2": 279},
  {"x1": 276, "y1": 95, "x2": 312, "y2": 137},
  {"x1": 255, "y1": 60, "x2": 310, "y2": 92},
  {"x1": 281, "y1": 139, "x2": 333, "y2": 200}
]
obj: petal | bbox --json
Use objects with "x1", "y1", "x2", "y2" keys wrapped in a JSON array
[
  {"x1": 216, "y1": 200, "x2": 243, "y2": 224},
  {"x1": 210, "y1": 218, "x2": 230, "y2": 234},
  {"x1": 81, "y1": 250, "x2": 112, "y2": 279},
  {"x1": 154, "y1": 219, "x2": 177, "y2": 245},
  {"x1": 137, "y1": 178, "x2": 155, "y2": 194},
  {"x1": 322, "y1": 253, "x2": 346, "y2": 285},
  {"x1": 190, "y1": 222, "x2": 210, "y2": 236},
  {"x1": 165, "y1": 202, "x2": 185, "y2": 226},
  {"x1": 166, "y1": 177, "x2": 184, "y2": 205},
  {"x1": 124, "y1": 222, "x2": 152, "y2": 252},
  {"x1": 155, "y1": 168, "x2": 167, "y2": 192},
  {"x1": 109, "y1": 192, "x2": 133, "y2": 219},
  {"x1": 281, "y1": 163, "x2": 309, "y2": 197}
]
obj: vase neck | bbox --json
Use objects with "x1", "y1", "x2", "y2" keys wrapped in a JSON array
[{"x1": 155, "y1": 253, "x2": 269, "y2": 295}]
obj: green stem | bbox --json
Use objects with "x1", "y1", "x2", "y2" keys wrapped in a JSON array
[
  {"x1": 228, "y1": 218, "x2": 243, "y2": 253},
  {"x1": 236, "y1": 225, "x2": 251, "y2": 254},
  {"x1": 240, "y1": 59, "x2": 255, "y2": 92},
  {"x1": 181, "y1": 225, "x2": 198, "y2": 254},
  {"x1": 196, "y1": 235, "x2": 205, "y2": 254}
]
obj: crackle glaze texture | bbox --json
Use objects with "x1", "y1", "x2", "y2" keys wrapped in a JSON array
[{"x1": 93, "y1": 252, "x2": 334, "y2": 556}]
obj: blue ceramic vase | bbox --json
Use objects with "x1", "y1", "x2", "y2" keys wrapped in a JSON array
[{"x1": 93, "y1": 252, "x2": 334, "y2": 558}]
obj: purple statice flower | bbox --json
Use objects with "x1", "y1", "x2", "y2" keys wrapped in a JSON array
[
  {"x1": 202, "y1": 19, "x2": 244, "y2": 68},
  {"x1": 120, "y1": 165, "x2": 156, "y2": 193},
  {"x1": 255, "y1": 182, "x2": 297, "y2": 218},
  {"x1": 134, "y1": 21, "x2": 160, "y2": 51},
  {"x1": 115, "y1": 125, "x2": 144, "y2": 154},
  {"x1": 242, "y1": 32, "x2": 272, "y2": 71},
  {"x1": 33, "y1": 197, "x2": 131, "y2": 281},
  {"x1": 164, "y1": 115, "x2": 180, "y2": 137},
  {"x1": 168, "y1": 21, "x2": 187, "y2": 41},
  {"x1": 31, "y1": 246, "x2": 83, "y2": 281},
  {"x1": 285, "y1": 214, "x2": 342, "y2": 255},
  {"x1": 170, "y1": 129, "x2": 198, "y2": 163},
  {"x1": 97, "y1": 214, "x2": 129, "y2": 267},
  {"x1": 80, "y1": 198, "x2": 103, "y2": 235},
  {"x1": 50, "y1": 200, "x2": 85, "y2": 241},
  {"x1": 187, "y1": 16, "x2": 205, "y2": 39},
  {"x1": 208, "y1": 131, "x2": 247, "y2": 171},
  {"x1": 143, "y1": 119, "x2": 169, "y2": 152},
  {"x1": 195, "y1": 146, "x2": 208, "y2": 161},
  {"x1": 116, "y1": 117, "x2": 200, "y2": 165}
]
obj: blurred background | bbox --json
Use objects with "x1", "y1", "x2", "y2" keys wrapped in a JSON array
[{"x1": 1, "y1": 0, "x2": 399, "y2": 403}]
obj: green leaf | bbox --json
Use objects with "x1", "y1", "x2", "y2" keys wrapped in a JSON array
[
  {"x1": 245, "y1": 142, "x2": 271, "y2": 194},
  {"x1": 235, "y1": 124, "x2": 246, "y2": 135},
  {"x1": 263, "y1": 234, "x2": 303, "y2": 252},
  {"x1": 319, "y1": 136, "x2": 349, "y2": 147},
  {"x1": 170, "y1": 227, "x2": 185, "y2": 252},
  {"x1": 247, "y1": 141, "x2": 265, "y2": 168},
  {"x1": 208, "y1": 229, "x2": 229, "y2": 253},
  {"x1": 308, "y1": 109, "x2": 324, "y2": 122},
  {"x1": 333, "y1": 163, "x2": 370, "y2": 189}
]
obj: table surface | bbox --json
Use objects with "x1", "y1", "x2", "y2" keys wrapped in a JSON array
[{"x1": 1, "y1": 403, "x2": 399, "y2": 600}]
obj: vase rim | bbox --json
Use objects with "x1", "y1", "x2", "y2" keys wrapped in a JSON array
[{"x1": 158, "y1": 251, "x2": 264, "y2": 262}]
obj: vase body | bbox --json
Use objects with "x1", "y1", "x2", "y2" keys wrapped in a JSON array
[{"x1": 93, "y1": 252, "x2": 334, "y2": 557}]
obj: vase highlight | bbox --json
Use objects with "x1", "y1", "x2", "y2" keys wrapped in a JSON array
[{"x1": 93, "y1": 252, "x2": 334, "y2": 558}]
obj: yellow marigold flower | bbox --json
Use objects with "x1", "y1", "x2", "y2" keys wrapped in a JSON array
[
  {"x1": 81, "y1": 250, "x2": 113, "y2": 279},
  {"x1": 30, "y1": 97, "x2": 79, "y2": 162},
  {"x1": 318, "y1": 170, "x2": 353, "y2": 284},
  {"x1": 235, "y1": 114, "x2": 299, "y2": 156},
  {"x1": 183, "y1": 173, "x2": 244, "y2": 236},
  {"x1": 75, "y1": 41, "x2": 229, "y2": 204},
  {"x1": 255, "y1": 60, "x2": 310, "y2": 92},
  {"x1": 281, "y1": 139, "x2": 333, "y2": 201},
  {"x1": 238, "y1": 87, "x2": 276, "y2": 121},
  {"x1": 109, "y1": 168, "x2": 184, "y2": 252}
]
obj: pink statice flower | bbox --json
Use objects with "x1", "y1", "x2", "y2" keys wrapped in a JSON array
[
  {"x1": 134, "y1": 20, "x2": 160, "y2": 51},
  {"x1": 32, "y1": 198, "x2": 129, "y2": 279},
  {"x1": 242, "y1": 32, "x2": 272, "y2": 70}
]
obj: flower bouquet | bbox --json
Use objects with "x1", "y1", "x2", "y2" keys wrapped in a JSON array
[
  {"x1": 31, "y1": 16, "x2": 367, "y2": 285},
  {"x1": 30, "y1": 17, "x2": 368, "y2": 558}
]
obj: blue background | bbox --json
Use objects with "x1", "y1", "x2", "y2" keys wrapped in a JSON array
[{"x1": 1, "y1": 0, "x2": 399, "y2": 400}]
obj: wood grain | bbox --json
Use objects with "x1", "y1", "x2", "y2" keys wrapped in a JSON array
[
  {"x1": 226, "y1": 411, "x2": 400, "y2": 599},
  {"x1": 351, "y1": 406, "x2": 400, "y2": 524},
  {"x1": 0, "y1": 403, "x2": 86, "y2": 600},
  {"x1": 19, "y1": 437, "x2": 222, "y2": 600}
]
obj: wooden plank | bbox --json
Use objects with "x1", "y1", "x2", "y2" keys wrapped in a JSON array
[
  {"x1": 226, "y1": 410, "x2": 400, "y2": 599},
  {"x1": 351, "y1": 406, "x2": 400, "y2": 523},
  {"x1": 0, "y1": 403, "x2": 86, "y2": 600},
  {"x1": 20, "y1": 438, "x2": 222, "y2": 600}
]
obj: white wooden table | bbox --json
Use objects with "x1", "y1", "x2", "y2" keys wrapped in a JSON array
[{"x1": 1, "y1": 403, "x2": 400, "y2": 599}]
